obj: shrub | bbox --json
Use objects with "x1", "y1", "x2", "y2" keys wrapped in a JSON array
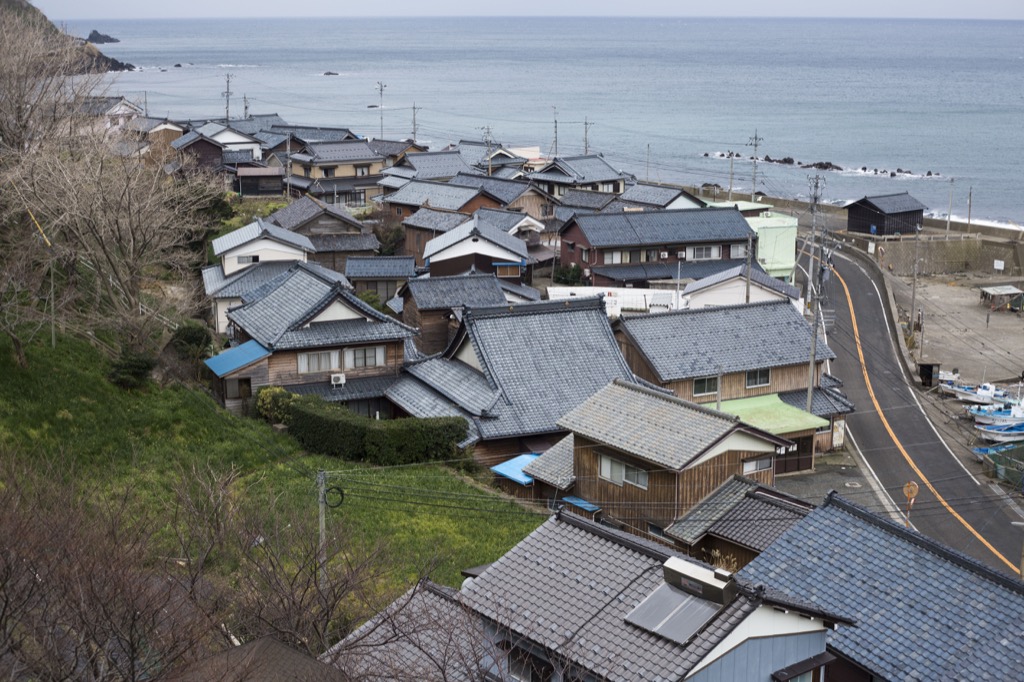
[
  {"x1": 554, "y1": 264, "x2": 583, "y2": 285},
  {"x1": 288, "y1": 396, "x2": 467, "y2": 465},
  {"x1": 171, "y1": 320, "x2": 212, "y2": 361},
  {"x1": 108, "y1": 350, "x2": 157, "y2": 389},
  {"x1": 255, "y1": 386, "x2": 295, "y2": 425}
]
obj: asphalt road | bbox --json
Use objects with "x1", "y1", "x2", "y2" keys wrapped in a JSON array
[{"x1": 823, "y1": 250, "x2": 1023, "y2": 575}]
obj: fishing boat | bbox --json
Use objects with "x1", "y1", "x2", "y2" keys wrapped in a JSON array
[
  {"x1": 937, "y1": 370, "x2": 961, "y2": 395},
  {"x1": 967, "y1": 400, "x2": 1024, "y2": 426},
  {"x1": 949, "y1": 382, "x2": 1012, "y2": 405},
  {"x1": 974, "y1": 421, "x2": 1024, "y2": 443}
]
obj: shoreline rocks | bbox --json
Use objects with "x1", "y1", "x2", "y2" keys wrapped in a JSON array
[{"x1": 86, "y1": 29, "x2": 119, "y2": 44}]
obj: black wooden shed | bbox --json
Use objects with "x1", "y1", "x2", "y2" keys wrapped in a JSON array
[{"x1": 845, "y1": 192, "x2": 928, "y2": 236}]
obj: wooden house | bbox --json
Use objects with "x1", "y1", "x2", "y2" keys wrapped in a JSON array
[
  {"x1": 619, "y1": 182, "x2": 707, "y2": 209},
  {"x1": 423, "y1": 213, "x2": 532, "y2": 284},
  {"x1": 266, "y1": 196, "x2": 379, "y2": 271},
  {"x1": 399, "y1": 274, "x2": 507, "y2": 354},
  {"x1": 558, "y1": 380, "x2": 791, "y2": 540},
  {"x1": 446, "y1": 173, "x2": 557, "y2": 222},
  {"x1": 286, "y1": 140, "x2": 387, "y2": 206},
  {"x1": 381, "y1": 180, "x2": 503, "y2": 220},
  {"x1": 845, "y1": 192, "x2": 928, "y2": 236},
  {"x1": 205, "y1": 262, "x2": 415, "y2": 416},
  {"x1": 344, "y1": 255, "x2": 417, "y2": 303},
  {"x1": 526, "y1": 154, "x2": 632, "y2": 197},
  {"x1": 401, "y1": 208, "x2": 470, "y2": 267},
  {"x1": 682, "y1": 263, "x2": 800, "y2": 308}
]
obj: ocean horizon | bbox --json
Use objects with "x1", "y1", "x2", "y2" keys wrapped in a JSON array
[{"x1": 64, "y1": 16, "x2": 1024, "y2": 224}]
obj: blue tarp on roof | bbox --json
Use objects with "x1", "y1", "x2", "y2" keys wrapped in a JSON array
[
  {"x1": 563, "y1": 496, "x2": 600, "y2": 513},
  {"x1": 204, "y1": 340, "x2": 271, "y2": 377},
  {"x1": 491, "y1": 453, "x2": 540, "y2": 486}
]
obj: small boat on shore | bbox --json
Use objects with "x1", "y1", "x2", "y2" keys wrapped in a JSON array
[
  {"x1": 949, "y1": 382, "x2": 1013, "y2": 405},
  {"x1": 968, "y1": 400, "x2": 1024, "y2": 426},
  {"x1": 975, "y1": 421, "x2": 1024, "y2": 443},
  {"x1": 937, "y1": 370, "x2": 961, "y2": 395}
]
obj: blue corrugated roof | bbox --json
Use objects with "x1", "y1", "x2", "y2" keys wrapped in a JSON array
[
  {"x1": 204, "y1": 340, "x2": 271, "y2": 377},
  {"x1": 562, "y1": 496, "x2": 600, "y2": 512},
  {"x1": 490, "y1": 453, "x2": 540, "y2": 486}
]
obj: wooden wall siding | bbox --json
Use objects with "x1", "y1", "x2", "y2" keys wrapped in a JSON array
[
  {"x1": 508, "y1": 194, "x2": 547, "y2": 222},
  {"x1": 470, "y1": 438, "x2": 529, "y2": 467},
  {"x1": 265, "y1": 342, "x2": 402, "y2": 387},
  {"x1": 558, "y1": 223, "x2": 591, "y2": 270},
  {"x1": 460, "y1": 195, "x2": 503, "y2": 215},
  {"x1": 677, "y1": 450, "x2": 773, "y2": 516},
  {"x1": 614, "y1": 334, "x2": 662, "y2": 385},
  {"x1": 698, "y1": 537, "x2": 759, "y2": 571},
  {"x1": 294, "y1": 217, "x2": 361, "y2": 237},
  {"x1": 226, "y1": 358, "x2": 271, "y2": 389},
  {"x1": 411, "y1": 309, "x2": 453, "y2": 355},
  {"x1": 405, "y1": 228, "x2": 433, "y2": 266},
  {"x1": 672, "y1": 363, "x2": 825, "y2": 403}
]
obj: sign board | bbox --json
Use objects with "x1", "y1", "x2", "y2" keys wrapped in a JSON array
[
  {"x1": 832, "y1": 419, "x2": 846, "y2": 449},
  {"x1": 867, "y1": 242, "x2": 876, "y2": 255},
  {"x1": 994, "y1": 259, "x2": 1005, "y2": 272}
]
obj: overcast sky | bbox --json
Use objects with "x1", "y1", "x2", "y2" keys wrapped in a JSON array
[{"x1": 33, "y1": 0, "x2": 1024, "y2": 21}]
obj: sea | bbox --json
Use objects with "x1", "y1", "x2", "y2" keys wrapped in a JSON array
[{"x1": 61, "y1": 16, "x2": 1024, "y2": 224}]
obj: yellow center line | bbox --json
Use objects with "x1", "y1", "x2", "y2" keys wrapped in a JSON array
[{"x1": 834, "y1": 267, "x2": 1019, "y2": 574}]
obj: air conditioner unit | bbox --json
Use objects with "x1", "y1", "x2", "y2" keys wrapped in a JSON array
[
  {"x1": 330, "y1": 373, "x2": 346, "y2": 387},
  {"x1": 677, "y1": 250, "x2": 687, "y2": 260},
  {"x1": 659, "y1": 251, "x2": 669, "y2": 260},
  {"x1": 583, "y1": 268, "x2": 591, "y2": 277}
]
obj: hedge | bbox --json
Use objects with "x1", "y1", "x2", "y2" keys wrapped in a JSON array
[{"x1": 288, "y1": 396, "x2": 468, "y2": 466}]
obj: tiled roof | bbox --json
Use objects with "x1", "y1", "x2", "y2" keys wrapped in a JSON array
[
  {"x1": 384, "y1": 377, "x2": 480, "y2": 446},
  {"x1": 559, "y1": 188, "x2": 618, "y2": 210},
  {"x1": 252, "y1": 131, "x2": 290, "y2": 149},
  {"x1": 566, "y1": 208, "x2": 753, "y2": 248},
  {"x1": 325, "y1": 581, "x2": 481, "y2": 681},
  {"x1": 268, "y1": 124, "x2": 357, "y2": 143},
  {"x1": 266, "y1": 196, "x2": 363, "y2": 232},
  {"x1": 211, "y1": 217, "x2": 314, "y2": 256},
  {"x1": 228, "y1": 263, "x2": 413, "y2": 349},
  {"x1": 308, "y1": 233, "x2": 380, "y2": 253},
  {"x1": 620, "y1": 183, "x2": 692, "y2": 207},
  {"x1": 617, "y1": 299, "x2": 835, "y2": 381},
  {"x1": 365, "y1": 138, "x2": 423, "y2": 158},
  {"x1": 683, "y1": 263, "x2": 801, "y2": 300},
  {"x1": 202, "y1": 261, "x2": 295, "y2": 297},
  {"x1": 404, "y1": 274, "x2": 507, "y2": 311},
  {"x1": 497, "y1": 279, "x2": 542, "y2": 302},
  {"x1": 239, "y1": 260, "x2": 350, "y2": 305},
  {"x1": 558, "y1": 380, "x2": 749, "y2": 470},
  {"x1": 522, "y1": 434, "x2": 575, "y2": 489},
  {"x1": 399, "y1": 151, "x2": 477, "y2": 179},
  {"x1": 529, "y1": 155, "x2": 628, "y2": 184},
  {"x1": 300, "y1": 140, "x2": 382, "y2": 164},
  {"x1": 590, "y1": 259, "x2": 758, "y2": 284},
  {"x1": 473, "y1": 207, "x2": 536, "y2": 233},
  {"x1": 171, "y1": 130, "x2": 221, "y2": 151},
  {"x1": 447, "y1": 173, "x2": 532, "y2": 204},
  {"x1": 221, "y1": 149, "x2": 255, "y2": 165},
  {"x1": 384, "y1": 181, "x2": 483, "y2": 211},
  {"x1": 665, "y1": 477, "x2": 759, "y2": 545},
  {"x1": 489, "y1": 165, "x2": 524, "y2": 180},
  {"x1": 402, "y1": 207, "x2": 471, "y2": 233},
  {"x1": 778, "y1": 385, "x2": 855, "y2": 417},
  {"x1": 740, "y1": 494, "x2": 1024, "y2": 681},
  {"x1": 461, "y1": 513, "x2": 811, "y2": 681},
  {"x1": 284, "y1": 375, "x2": 399, "y2": 403},
  {"x1": 423, "y1": 215, "x2": 528, "y2": 261},
  {"x1": 705, "y1": 491, "x2": 813, "y2": 552},
  {"x1": 345, "y1": 256, "x2": 416, "y2": 280},
  {"x1": 404, "y1": 357, "x2": 499, "y2": 416},
  {"x1": 224, "y1": 113, "x2": 288, "y2": 135},
  {"x1": 377, "y1": 175, "x2": 410, "y2": 190},
  {"x1": 849, "y1": 191, "x2": 928, "y2": 215}
]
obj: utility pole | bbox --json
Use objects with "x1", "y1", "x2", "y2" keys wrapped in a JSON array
[
  {"x1": 222, "y1": 73, "x2": 233, "y2": 122},
  {"x1": 748, "y1": 130, "x2": 763, "y2": 200},
  {"x1": 806, "y1": 175, "x2": 824, "y2": 413},
  {"x1": 744, "y1": 232, "x2": 753, "y2": 303},
  {"x1": 243, "y1": 94, "x2": 249, "y2": 120},
  {"x1": 583, "y1": 117, "x2": 594, "y2": 155},
  {"x1": 375, "y1": 81, "x2": 386, "y2": 140},
  {"x1": 552, "y1": 106, "x2": 558, "y2": 158},
  {"x1": 945, "y1": 177, "x2": 954, "y2": 238},
  {"x1": 411, "y1": 102, "x2": 420, "y2": 142},
  {"x1": 727, "y1": 153, "x2": 734, "y2": 201},
  {"x1": 285, "y1": 135, "x2": 292, "y2": 197},
  {"x1": 481, "y1": 125, "x2": 493, "y2": 176},
  {"x1": 317, "y1": 470, "x2": 326, "y2": 593},
  {"x1": 143, "y1": 91, "x2": 148, "y2": 117}
]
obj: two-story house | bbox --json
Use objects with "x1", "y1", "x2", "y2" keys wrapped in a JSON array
[
  {"x1": 559, "y1": 208, "x2": 756, "y2": 287},
  {"x1": 265, "y1": 195, "x2": 380, "y2": 271},
  {"x1": 399, "y1": 274, "x2": 508, "y2": 354},
  {"x1": 401, "y1": 208, "x2": 472, "y2": 267},
  {"x1": 204, "y1": 261, "x2": 416, "y2": 416},
  {"x1": 527, "y1": 154, "x2": 632, "y2": 197},
  {"x1": 344, "y1": 256, "x2": 417, "y2": 304},
  {"x1": 380, "y1": 180, "x2": 503, "y2": 220},
  {"x1": 615, "y1": 299, "x2": 853, "y2": 464},
  {"x1": 423, "y1": 214, "x2": 532, "y2": 284},
  {"x1": 286, "y1": 140, "x2": 387, "y2": 206}
]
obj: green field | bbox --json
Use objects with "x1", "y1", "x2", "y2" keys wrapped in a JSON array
[{"x1": 0, "y1": 335, "x2": 543, "y2": 587}]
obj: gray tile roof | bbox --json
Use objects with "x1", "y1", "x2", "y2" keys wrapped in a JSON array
[
  {"x1": 212, "y1": 217, "x2": 314, "y2": 257},
  {"x1": 665, "y1": 477, "x2": 759, "y2": 545},
  {"x1": 398, "y1": 151, "x2": 477, "y2": 179},
  {"x1": 404, "y1": 274, "x2": 507, "y2": 311},
  {"x1": 447, "y1": 173, "x2": 532, "y2": 204},
  {"x1": 521, "y1": 434, "x2": 575, "y2": 489},
  {"x1": 404, "y1": 357, "x2": 499, "y2": 416},
  {"x1": 252, "y1": 131, "x2": 290, "y2": 149},
  {"x1": 497, "y1": 279, "x2": 542, "y2": 302},
  {"x1": 325, "y1": 581, "x2": 482, "y2": 681},
  {"x1": 377, "y1": 175, "x2": 410, "y2": 190},
  {"x1": 850, "y1": 191, "x2": 928, "y2": 215},
  {"x1": 384, "y1": 377, "x2": 480, "y2": 446},
  {"x1": 228, "y1": 263, "x2": 413, "y2": 350},
  {"x1": 423, "y1": 215, "x2": 528, "y2": 261},
  {"x1": 617, "y1": 299, "x2": 836, "y2": 382},
  {"x1": 739, "y1": 493, "x2": 1024, "y2": 681},
  {"x1": 683, "y1": 264, "x2": 801, "y2": 300},
  {"x1": 345, "y1": 256, "x2": 417, "y2": 280},
  {"x1": 224, "y1": 113, "x2": 289, "y2": 135},
  {"x1": 300, "y1": 140, "x2": 382, "y2": 164},
  {"x1": 705, "y1": 491, "x2": 812, "y2": 552},
  {"x1": 221, "y1": 149, "x2": 255, "y2": 165},
  {"x1": 489, "y1": 165, "x2": 524, "y2": 180},
  {"x1": 202, "y1": 261, "x2": 296, "y2": 297},
  {"x1": 285, "y1": 374, "x2": 398, "y2": 403},
  {"x1": 268, "y1": 124, "x2": 357, "y2": 143},
  {"x1": 778, "y1": 385, "x2": 855, "y2": 417},
  {"x1": 402, "y1": 207, "x2": 471, "y2": 233},
  {"x1": 620, "y1": 182, "x2": 692, "y2": 207},
  {"x1": 473, "y1": 208, "x2": 535, "y2": 233},
  {"x1": 266, "y1": 196, "x2": 364, "y2": 232},
  {"x1": 565, "y1": 207, "x2": 753, "y2": 248},
  {"x1": 171, "y1": 130, "x2": 219, "y2": 151},
  {"x1": 384, "y1": 181, "x2": 483, "y2": 211},
  {"x1": 529, "y1": 155, "x2": 628, "y2": 184},
  {"x1": 308, "y1": 233, "x2": 380, "y2": 253},
  {"x1": 558, "y1": 380, "x2": 752, "y2": 470},
  {"x1": 365, "y1": 138, "x2": 424, "y2": 158},
  {"x1": 461, "y1": 512, "x2": 821, "y2": 681},
  {"x1": 559, "y1": 188, "x2": 618, "y2": 210}
]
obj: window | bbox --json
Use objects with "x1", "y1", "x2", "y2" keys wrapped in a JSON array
[
  {"x1": 690, "y1": 245, "x2": 720, "y2": 261},
  {"x1": 566, "y1": 241, "x2": 576, "y2": 252},
  {"x1": 368, "y1": 280, "x2": 398, "y2": 300},
  {"x1": 579, "y1": 247, "x2": 590, "y2": 262},
  {"x1": 225, "y1": 378, "x2": 251, "y2": 400},
  {"x1": 743, "y1": 456, "x2": 773, "y2": 474},
  {"x1": 745, "y1": 367, "x2": 771, "y2": 388},
  {"x1": 355, "y1": 164, "x2": 370, "y2": 177},
  {"x1": 298, "y1": 350, "x2": 339, "y2": 374},
  {"x1": 542, "y1": 203, "x2": 554, "y2": 217},
  {"x1": 302, "y1": 165, "x2": 311, "y2": 178},
  {"x1": 693, "y1": 376, "x2": 718, "y2": 396},
  {"x1": 600, "y1": 181, "x2": 617, "y2": 193},
  {"x1": 645, "y1": 249, "x2": 660, "y2": 262},
  {"x1": 599, "y1": 453, "x2": 647, "y2": 489},
  {"x1": 395, "y1": 206, "x2": 403, "y2": 217},
  {"x1": 604, "y1": 250, "x2": 631, "y2": 264},
  {"x1": 731, "y1": 242, "x2": 748, "y2": 259},
  {"x1": 323, "y1": 166, "x2": 336, "y2": 178},
  {"x1": 237, "y1": 255, "x2": 260, "y2": 265},
  {"x1": 648, "y1": 523, "x2": 666, "y2": 538},
  {"x1": 496, "y1": 264, "x2": 521, "y2": 278},
  {"x1": 344, "y1": 345, "x2": 386, "y2": 370}
]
